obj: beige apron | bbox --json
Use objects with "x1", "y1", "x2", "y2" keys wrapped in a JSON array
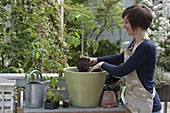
[{"x1": 124, "y1": 40, "x2": 156, "y2": 113}]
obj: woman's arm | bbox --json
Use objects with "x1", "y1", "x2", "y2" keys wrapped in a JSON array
[
  {"x1": 101, "y1": 43, "x2": 152, "y2": 77},
  {"x1": 97, "y1": 40, "x2": 135, "y2": 65},
  {"x1": 97, "y1": 52, "x2": 124, "y2": 65}
]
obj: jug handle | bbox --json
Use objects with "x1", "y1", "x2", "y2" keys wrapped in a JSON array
[
  {"x1": 44, "y1": 80, "x2": 50, "y2": 90},
  {"x1": 26, "y1": 70, "x2": 43, "y2": 82},
  {"x1": 44, "y1": 80, "x2": 50, "y2": 84}
]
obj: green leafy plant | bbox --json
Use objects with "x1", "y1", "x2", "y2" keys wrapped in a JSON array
[
  {"x1": 65, "y1": 3, "x2": 99, "y2": 56},
  {"x1": 0, "y1": 0, "x2": 68, "y2": 74},
  {"x1": 154, "y1": 67, "x2": 170, "y2": 88},
  {"x1": 45, "y1": 88, "x2": 63, "y2": 103},
  {"x1": 65, "y1": 0, "x2": 124, "y2": 41},
  {"x1": 88, "y1": 40, "x2": 121, "y2": 57},
  {"x1": 64, "y1": 0, "x2": 124, "y2": 66},
  {"x1": 44, "y1": 76, "x2": 63, "y2": 103}
]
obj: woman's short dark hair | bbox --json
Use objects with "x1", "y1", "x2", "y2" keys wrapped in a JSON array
[{"x1": 122, "y1": 4, "x2": 153, "y2": 31}]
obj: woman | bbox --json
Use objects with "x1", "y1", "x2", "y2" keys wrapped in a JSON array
[{"x1": 89, "y1": 4, "x2": 162, "y2": 113}]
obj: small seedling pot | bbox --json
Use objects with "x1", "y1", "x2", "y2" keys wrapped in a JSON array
[
  {"x1": 44, "y1": 101, "x2": 59, "y2": 109},
  {"x1": 63, "y1": 100, "x2": 70, "y2": 108}
]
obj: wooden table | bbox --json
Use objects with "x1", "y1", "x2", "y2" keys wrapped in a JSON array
[{"x1": 19, "y1": 104, "x2": 125, "y2": 113}]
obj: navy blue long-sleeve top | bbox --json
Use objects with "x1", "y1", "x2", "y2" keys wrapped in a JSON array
[{"x1": 97, "y1": 39, "x2": 162, "y2": 112}]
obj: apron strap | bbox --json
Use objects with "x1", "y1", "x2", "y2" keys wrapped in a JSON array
[{"x1": 151, "y1": 87, "x2": 156, "y2": 99}]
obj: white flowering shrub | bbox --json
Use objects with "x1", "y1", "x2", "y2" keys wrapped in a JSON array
[
  {"x1": 140, "y1": 0, "x2": 170, "y2": 71},
  {"x1": 154, "y1": 67, "x2": 170, "y2": 88}
]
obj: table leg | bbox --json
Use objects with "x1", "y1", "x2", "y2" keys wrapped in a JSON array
[{"x1": 163, "y1": 102, "x2": 167, "y2": 113}]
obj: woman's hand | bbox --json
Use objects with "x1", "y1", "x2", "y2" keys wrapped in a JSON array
[
  {"x1": 90, "y1": 62, "x2": 104, "y2": 72},
  {"x1": 89, "y1": 57, "x2": 98, "y2": 65}
]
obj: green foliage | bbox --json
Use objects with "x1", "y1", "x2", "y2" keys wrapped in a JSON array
[
  {"x1": 46, "y1": 88, "x2": 63, "y2": 103},
  {"x1": 0, "y1": 0, "x2": 124, "y2": 72},
  {"x1": 68, "y1": 40, "x2": 120, "y2": 66},
  {"x1": 88, "y1": 40, "x2": 121, "y2": 57},
  {"x1": 0, "y1": 0, "x2": 68, "y2": 73},
  {"x1": 45, "y1": 76, "x2": 59, "y2": 88},
  {"x1": 64, "y1": 1, "x2": 99, "y2": 56},
  {"x1": 64, "y1": 0, "x2": 124, "y2": 65},
  {"x1": 65, "y1": 0, "x2": 124, "y2": 40}
]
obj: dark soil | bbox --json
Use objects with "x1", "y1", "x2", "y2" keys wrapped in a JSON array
[{"x1": 76, "y1": 57, "x2": 90, "y2": 72}]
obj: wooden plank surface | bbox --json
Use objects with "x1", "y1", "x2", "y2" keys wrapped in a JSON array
[{"x1": 23, "y1": 104, "x2": 125, "y2": 113}]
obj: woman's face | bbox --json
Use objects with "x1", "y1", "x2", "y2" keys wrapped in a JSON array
[{"x1": 123, "y1": 16, "x2": 135, "y2": 36}]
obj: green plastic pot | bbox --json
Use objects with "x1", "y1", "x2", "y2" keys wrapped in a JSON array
[{"x1": 63, "y1": 67, "x2": 106, "y2": 107}]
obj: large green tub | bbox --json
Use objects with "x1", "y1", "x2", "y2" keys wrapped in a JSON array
[{"x1": 63, "y1": 67, "x2": 106, "y2": 107}]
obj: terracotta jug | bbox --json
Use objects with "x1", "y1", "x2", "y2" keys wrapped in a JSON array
[{"x1": 100, "y1": 90, "x2": 117, "y2": 108}]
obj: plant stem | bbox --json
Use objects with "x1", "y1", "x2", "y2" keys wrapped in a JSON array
[{"x1": 81, "y1": 20, "x2": 84, "y2": 57}]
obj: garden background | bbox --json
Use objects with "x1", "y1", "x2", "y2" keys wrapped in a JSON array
[{"x1": 0, "y1": 0, "x2": 170, "y2": 113}]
